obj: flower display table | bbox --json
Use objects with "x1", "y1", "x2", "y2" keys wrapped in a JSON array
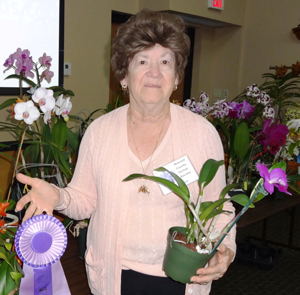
[{"x1": 236, "y1": 189, "x2": 300, "y2": 251}]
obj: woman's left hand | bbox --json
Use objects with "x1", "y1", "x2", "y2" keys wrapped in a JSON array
[{"x1": 190, "y1": 243, "x2": 235, "y2": 285}]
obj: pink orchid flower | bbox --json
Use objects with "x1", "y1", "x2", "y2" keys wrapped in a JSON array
[{"x1": 256, "y1": 163, "x2": 290, "y2": 195}]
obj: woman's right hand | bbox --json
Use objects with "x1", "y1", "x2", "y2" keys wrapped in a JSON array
[{"x1": 15, "y1": 173, "x2": 61, "y2": 223}]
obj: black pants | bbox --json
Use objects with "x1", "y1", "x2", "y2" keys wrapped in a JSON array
[
  {"x1": 91, "y1": 270, "x2": 185, "y2": 295},
  {"x1": 121, "y1": 270, "x2": 185, "y2": 295}
]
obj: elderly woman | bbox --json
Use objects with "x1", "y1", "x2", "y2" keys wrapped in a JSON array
[{"x1": 16, "y1": 9, "x2": 236, "y2": 295}]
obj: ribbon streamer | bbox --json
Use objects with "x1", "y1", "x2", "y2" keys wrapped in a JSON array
[{"x1": 15, "y1": 214, "x2": 70, "y2": 295}]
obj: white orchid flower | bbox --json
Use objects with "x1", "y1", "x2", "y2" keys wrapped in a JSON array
[
  {"x1": 14, "y1": 101, "x2": 40, "y2": 125},
  {"x1": 287, "y1": 119, "x2": 300, "y2": 132},
  {"x1": 54, "y1": 95, "x2": 72, "y2": 118},
  {"x1": 53, "y1": 94, "x2": 64, "y2": 115},
  {"x1": 32, "y1": 87, "x2": 55, "y2": 113},
  {"x1": 43, "y1": 111, "x2": 52, "y2": 124}
]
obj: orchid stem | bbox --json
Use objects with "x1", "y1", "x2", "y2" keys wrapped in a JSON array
[
  {"x1": 6, "y1": 127, "x2": 27, "y2": 202},
  {"x1": 210, "y1": 189, "x2": 260, "y2": 255}
]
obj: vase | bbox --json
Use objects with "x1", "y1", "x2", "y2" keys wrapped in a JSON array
[{"x1": 163, "y1": 226, "x2": 215, "y2": 284}]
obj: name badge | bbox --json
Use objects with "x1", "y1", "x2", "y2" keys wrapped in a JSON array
[{"x1": 153, "y1": 155, "x2": 198, "y2": 195}]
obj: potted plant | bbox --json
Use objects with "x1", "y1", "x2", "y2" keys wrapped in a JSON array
[{"x1": 123, "y1": 159, "x2": 290, "y2": 283}]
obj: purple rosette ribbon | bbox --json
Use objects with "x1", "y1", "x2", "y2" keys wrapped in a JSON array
[{"x1": 15, "y1": 214, "x2": 70, "y2": 295}]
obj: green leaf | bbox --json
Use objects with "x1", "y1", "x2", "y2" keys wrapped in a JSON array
[
  {"x1": 123, "y1": 173, "x2": 190, "y2": 204},
  {"x1": 4, "y1": 74, "x2": 36, "y2": 87},
  {"x1": 206, "y1": 209, "x2": 233, "y2": 221},
  {"x1": 230, "y1": 194, "x2": 255, "y2": 208},
  {"x1": 199, "y1": 198, "x2": 229, "y2": 221},
  {"x1": 154, "y1": 167, "x2": 189, "y2": 197},
  {"x1": 0, "y1": 99, "x2": 16, "y2": 111},
  {"x1": 66, "y1": 128, "x2": 79, "y2": 154},
  {"x1": 234, "y1": 122, "x2": 250, "y2": 160},
  {"x1": 3, "y1": 241, "x2": 12, "y2": 252},
  {"x1": 10, "y1": 271, "x2": 22, "y2": 287},
  {"x1": 7, "y1": 200, "x2": 16, "y2": 212},
  {"x1": 198, "y1": 159, "x2": 224, "y2": 189},
  {"x1": 42, "y1": 124, "x2": 54, "y2": 167},
  {"x1": 214, "y1": 118, "x2": 231, "y2": 141},
  {"x1": 270, "y1": 162, "x2": 286, "y2": 171},
  {"x1": 219, "y1": 183, "x2": 238, "y2": 199},
  {"x1": 0, "y1": 252, "x2": 13, "y2": 270},
  {"x1": 288, "y1": 143, "x2": 296, "y2": 156},
  {"x1": 62, "y1": 217, "x2": 73, "y2": 228},
  {"x1": 52, "y1": 118, "x2": 68, "y2": 149}
]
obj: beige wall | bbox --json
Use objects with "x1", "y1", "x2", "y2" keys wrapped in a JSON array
[{"x1": 1, "y1": 0, "x2": 300, "y2": 141}]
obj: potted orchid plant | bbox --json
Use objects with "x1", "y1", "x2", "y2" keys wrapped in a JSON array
[
  {"x1": 0, "y1": 48, "x2": 83, "y2": 198},
  {"x1": 123, "y1": 159, "x2": 290, "y2": 283}
]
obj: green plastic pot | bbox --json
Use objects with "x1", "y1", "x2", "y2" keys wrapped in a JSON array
[{"x1": 163, "y1": 226, "x2": 215, "y2": 284}]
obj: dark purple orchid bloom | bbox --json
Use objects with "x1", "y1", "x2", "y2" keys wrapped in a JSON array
[
  {"x1": 227, "y1": 100, "x2": 254, "y2": 120},
  {"x1": 258, "y1": 119, "x2": 289, "y2": 155},
  {"x1": 256, "y1": 163, "x2": 290, "y2": 195},
  {"x1": 227, "y1": 101, "x2": 239, "y2": 119}
]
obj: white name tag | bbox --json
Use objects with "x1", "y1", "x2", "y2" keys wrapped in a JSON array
[{"x1": 153, "y1": 155, "x2": 198, "y2": 195}]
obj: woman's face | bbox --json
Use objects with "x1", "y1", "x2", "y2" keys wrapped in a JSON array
[{"x1": 121, "y1": 44, "x2": 178, "y2": 107}]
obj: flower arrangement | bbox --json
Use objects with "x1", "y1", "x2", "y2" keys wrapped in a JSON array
[
  {"x1": 0, "y1": 47, "x2": 84, "y2": 294},
  {"x1": 123, "y1": 159, "x2": 289, "y2": 253},
  {"x1": 183, "y1": 64, "x2": 300, "y2": 191},
  {"x1": 0, "y1": 48, "x2": 83, "y2": 198},
  {"x1": 275, "y1": 107, "x2": 300, "y2": 163}
]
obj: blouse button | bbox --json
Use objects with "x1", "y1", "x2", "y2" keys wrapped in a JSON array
[{"x1": 188, "y1": 289, "x2": 193, "y2": 294}]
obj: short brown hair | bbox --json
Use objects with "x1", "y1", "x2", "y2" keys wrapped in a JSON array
[{"x1": 111, "y1": 9, "x2": 190, "y2": 83}]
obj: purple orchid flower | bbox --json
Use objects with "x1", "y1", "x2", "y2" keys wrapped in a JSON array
[
  {"x1": 40, "y1": 68, "x2": 54, "y2": 83},
  {"x1": 39, "y1": 53, "x2": 52, "y2": 67},
  {"x1": 14, "y1": 48, "x2": 34, "y2": 78},
  {"x1": 238, "y1": 100, "x2": 255, "y2": 120},
  {"x1": 227, "y1": 101, "x2": 239, "y2": 119},
  {"x1": 258, "y1": 119, "x2": 289, "y2": 155},
  {"x1": 3, "y1": 54, "x2": 15, "y2": 73},
  {"x1": 256, "y1": 163, "x2": 290, "y2": 195}
]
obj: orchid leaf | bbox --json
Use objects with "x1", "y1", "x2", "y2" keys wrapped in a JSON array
[
  {"x1": 199, "y1": 159, "x2": 224, "y2": 189},
  {"x1": 52, "y1": 118, "x2": 67, "y2": 149},
  {"x1": 206, "y1": 209, "x2": 233, "y2": 221},
  {"x1": 234, "y1": 122, "x2": 250, "y2": 160},
  {"x1": 154, "y1": 167, "x2": 189, "y2": 196},
  {"x1": 214, "y1": 118, "x2": 230, "y2": 141},
  {"x1": 220, "y1": 183, "x2": 238, "y2": 199},
  {"x1": 270, "y1": 162, "x2": 286, "y2": 171},
  {"x1": 230, "y1": 194, "x2": 255, "y2": 208},
  {"x1": 4, "y1": 74, "x2": 36, "y2": 87},
  {"x1": 0, "y1": 99, "x2": 16, "y2": 111},
  {"x1": 252, "y1": 192, "x2": 266, "y2": 203},
  {"x1": 123, "y1": 173, "x2": 190, "y2": 204},
  {"x1": 66, "y1": 128, "x2": 79, "y2": 154},
  {"x1": 199, "y1": 201, "x2": 213, "y2": 213},
  {"x1": 199, "y1": 198, "x2": 229, "y2": 221}
]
